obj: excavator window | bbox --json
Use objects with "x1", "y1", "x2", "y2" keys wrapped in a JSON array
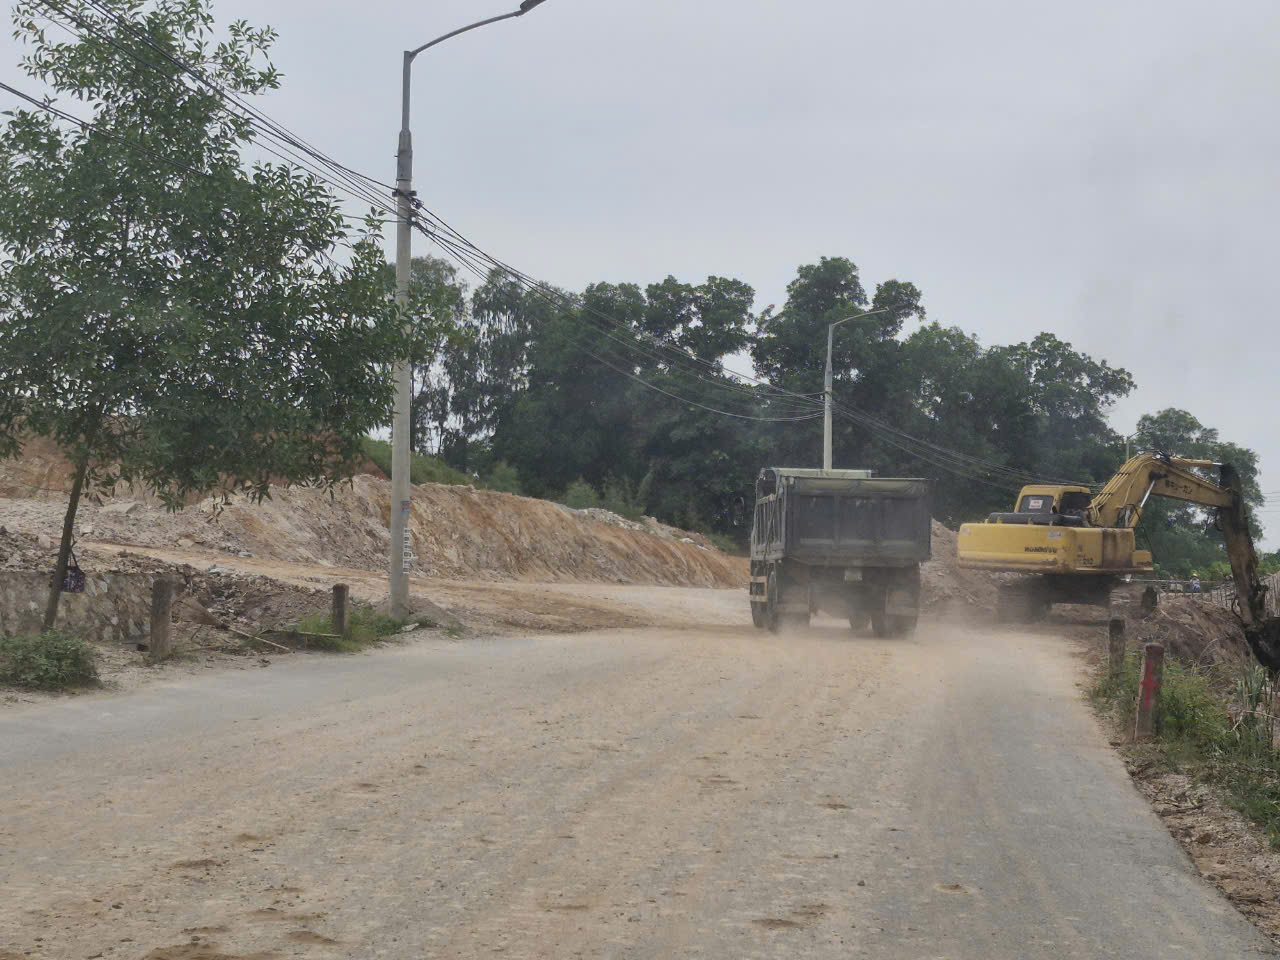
[
  {"x1": 1060, "y1": 491, "x2": 1092, "y2": 516},
  {"x1": 1017, "y1": 494, "x2": 1054, "y2": 514}
]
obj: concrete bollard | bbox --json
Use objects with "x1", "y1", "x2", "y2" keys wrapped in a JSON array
[
  {"x1": 332, "y1": 583, "x2": 349, "y2": 637},
  {"x1": 149, "y1": 578, "x2": 173, "y2": 661},
  {"x1": 1134, "y1": 642, "x2": 1165, "y2": 740},
  {"x1": 1108, "y1": 617, "x2": 1126, "y2": 681}
]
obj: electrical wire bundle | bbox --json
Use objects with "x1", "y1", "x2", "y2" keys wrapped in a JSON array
[{"x1": 3, "y1": 0, "x2": 1092, "y2": 493}]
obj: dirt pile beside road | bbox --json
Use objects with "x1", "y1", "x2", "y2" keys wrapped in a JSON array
[
  {"x1": 1118, "y1": 591, "x2": 1252, "y2": 665},
  {"x1": 921, "y1": 520, "x2": 1005, "y2": 612},
  {"x1": 0, "y1": 475, "x2": 745, "y2": 589}
]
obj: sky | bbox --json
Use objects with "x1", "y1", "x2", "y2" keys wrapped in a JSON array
[{"x1": 3, "y1": 0, "x2": 1277, "y2": 539}]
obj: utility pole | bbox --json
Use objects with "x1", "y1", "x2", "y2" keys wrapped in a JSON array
[
  {"x1": 388, "y1": 0, "x2": 549, "y2": 616},
  {"x1": 823, "y1": 309, "x2": 887, "y2": 472}
]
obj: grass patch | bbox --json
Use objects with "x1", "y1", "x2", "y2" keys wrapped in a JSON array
[
  {"x1": 0, "y1": 629, "x2": 99, "y2": 690},
  {"x1": 292, "y1": 605, "x2": 436, "y2": 652},
  {"x1": 562, "y1": 478, "x2": 601, "y2": 510},
  {"x1": 705, "y1": 531, "x2": 748, "y2": 556},
  {"x1": 1094, "y1": 652, "x2": 1280, "y2": 845},
  {"x1": 360, "y1": 437, "x2": 471, "y2": 487}
]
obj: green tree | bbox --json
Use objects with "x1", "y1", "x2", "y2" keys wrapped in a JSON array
[
  {"x1": 0, "y1": 0, "x2": 420, "y2": 628},
  {"x1": 491, "y1": 286, "x2": 644, "y2": 497},
  {"x1": 382, "y1": 255, "x2": 468, "y2": 456},
  {"x1": 987, "y1": 333, "x2": 1134, "y2": 483},
  {"x1": 1130, "y1": 408, "x2": 1265, "y2": 577},
  {"x1": 752, "y1": 256, "x2": 925, "y2": 476}
]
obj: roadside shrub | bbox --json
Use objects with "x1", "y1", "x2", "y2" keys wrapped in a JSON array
[
  {"x1": 601, "y1": 475, "x2": 645, "y2": 521},
  {"x1": 1158, "y1": 662, "x2": 1227, "y2": 743},
  {"x1": 360, "y1": 437, "x2": 470, "y2": 486},
  {"x1": 0, "y1": 630, "x2": 98, "y2": 690},
  {"x1": 705, "y1": 531, "x2": 748, "y2": 556},
  {"x1": 483, "y1": 460, "x2": 522, "y2": 495},
  {"x1": 563, "y1": 479, "x2": 601, "y2": 510},
  {"x1": 1094, "y1": 652, "x2": 1280, "y2": 846}
]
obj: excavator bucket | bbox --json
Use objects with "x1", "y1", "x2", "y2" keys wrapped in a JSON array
[{"x1": 1219, "y1": 464, "x2": 1280, "y2": 673}]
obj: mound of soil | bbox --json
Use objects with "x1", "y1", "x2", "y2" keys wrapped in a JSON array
[
  {"x1": 1, "y1": 475, "x2": 744, "y2": 589},
  {"x1": 1120, "y1": 592, "x2": 1253, "y2": 665},
  {"x1": 921, "y1": 520, "x2": 1004, "y2": 612}
]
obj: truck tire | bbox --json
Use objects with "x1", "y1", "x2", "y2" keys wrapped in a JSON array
[
  {"x1": 889, "y1": 614, "x2": 918, "y2": 636},
  {"x1": 849, "y1": 612, "x2": 870, "y2": 632},
  {"x1": 765, "y1": 570, "x2": 781, "y2": 633},
  {"x1": 750, "y1": 599, "x2": 766, "y2": 629}
]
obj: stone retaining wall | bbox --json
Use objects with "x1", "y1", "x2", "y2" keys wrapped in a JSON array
[{"x1": 0, "y1": 572, "x2": 151, "y2": 643}]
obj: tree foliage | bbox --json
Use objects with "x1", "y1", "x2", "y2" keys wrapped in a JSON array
[
  {"x1": 1131, "y1": 408, "x2": 1265, "y2": 579},
  {"x1": 0, "y1": 0, "x2": 418, "y2": 626},
  {"x1": 411, "y1": 252, "x2": 1262, "y2": 583}
]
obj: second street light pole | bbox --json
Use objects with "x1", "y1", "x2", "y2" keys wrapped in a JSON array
[
  {"x1": 389, "y1": 0, "x2": 549, "y2": 616},
  {"x1": 824, "y1": 309, "x2": 888, "y2": 472}
]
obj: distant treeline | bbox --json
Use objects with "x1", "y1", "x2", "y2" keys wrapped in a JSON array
[{"x1": 398, "y1": 254, "x2": 1265, "y2": 577}]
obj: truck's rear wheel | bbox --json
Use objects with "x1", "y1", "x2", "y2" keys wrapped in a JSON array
[
  {"x1": 868, "y1": 590, "x2": 889, "y2": 637},
  {"x1": 750, "y1": 600, "x2": 766, "y2": 629},
  {"x1": 765, "y1": 570, "x2": 780, "y2": 633},
  {"x1": 890, "y1": 615, "x2": 918, "y2": 635}
]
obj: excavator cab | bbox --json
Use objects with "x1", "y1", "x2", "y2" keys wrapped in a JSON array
[{"x1": 986, "y1": 484, "x2": 1093, "y2": 528}]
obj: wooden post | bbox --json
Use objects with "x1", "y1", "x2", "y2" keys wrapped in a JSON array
[
  {"x1": 332, "y1": 583, "x2": 349, "y2": 638},
  {"x1": 1135, "y1": 642, "x2": 1165, "y2": 740},
  {"x1": 149, "y1": 578, "x2": 173, "y2": 661},
  {"x1": 1108, "y1": 617, "x2": 1126, "y2": 681}
]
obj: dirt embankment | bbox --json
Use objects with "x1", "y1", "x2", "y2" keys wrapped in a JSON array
[
  {"x1": 0, "y1": 439, "x2": 745, "y2": 589},
  {"x1": 4, "y1": 438, "x2": 1016, "y2": 609},
  {"x1": 1117, "y1": 591, "x2": 1254, "y2": 665},
  {"x1": 921, "y1": 520, "x2": 1005, "y2": 612}
]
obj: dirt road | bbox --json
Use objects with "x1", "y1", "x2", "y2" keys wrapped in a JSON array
[{"x1": 1, "y1": 588, "x2": 1271, "y2": 959}]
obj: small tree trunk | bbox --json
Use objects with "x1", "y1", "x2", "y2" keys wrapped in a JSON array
[{"x1": 43, "y1": 452, "x2": 90, "y2": 632}]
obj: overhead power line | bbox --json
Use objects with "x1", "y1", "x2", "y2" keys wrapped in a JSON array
[
  {"x1": 14, "y1": 4, "x2": 1104, "y2": 491},
  {"x1": 412, "y1": 207, "x2": 1086, "y2": 491},
  {"x1": 428, "y1": 233, "x2": 820, "y2": 423}
]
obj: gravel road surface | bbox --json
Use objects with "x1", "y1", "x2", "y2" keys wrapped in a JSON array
[{"x1": 0, "y1": 587, "x2": 1271, "y2": 959}]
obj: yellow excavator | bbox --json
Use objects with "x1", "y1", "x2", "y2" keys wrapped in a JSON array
[{"x1": 957, "y1": 453, "x2": 1280, "y2": 670}]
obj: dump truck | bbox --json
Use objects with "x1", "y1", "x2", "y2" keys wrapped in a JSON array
[
  {"x1": 748, "y1": 467, "x2": 932, "y2": 635},
  {"x1": 957, "y1": 453, "x2": 1280, "y2": 671}
]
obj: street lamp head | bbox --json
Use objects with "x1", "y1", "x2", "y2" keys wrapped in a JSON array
[
  {"x1": 829, "y1": 307, "x2": 890, "y2": 331},
  {"x1": 518, "y1": 0, "x2": 548, "y2": 11}
]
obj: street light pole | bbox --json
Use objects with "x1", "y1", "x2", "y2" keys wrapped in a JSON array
[
  {"x1": 1123, "y1": 431, "x2": 1140, "y2": 461},
  {"x1": 389, "y1": 0, "x2": 549, "y2": 616},
  {"x1": 824, "y1": 309, "x2": 888, "y2": 471}
]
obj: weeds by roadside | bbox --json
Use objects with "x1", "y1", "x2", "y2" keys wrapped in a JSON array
[
  {"x1": 1094, "y1": 651, "x2": 1280, "y2": 846},
  {"x1": 291, "y1": 605, "x2": 439, "y2": 652},
  {"x1": 0, "y1": 630, "x2": 99, "y2": 690}
]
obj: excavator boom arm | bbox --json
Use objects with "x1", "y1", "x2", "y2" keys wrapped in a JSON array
[
  {"x1": 1218, "y1": 464, "x2": 1267, "y2": 628},
  {"x1": 1086, "y1": 454, "x2": 1233, "y2": 529}
]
